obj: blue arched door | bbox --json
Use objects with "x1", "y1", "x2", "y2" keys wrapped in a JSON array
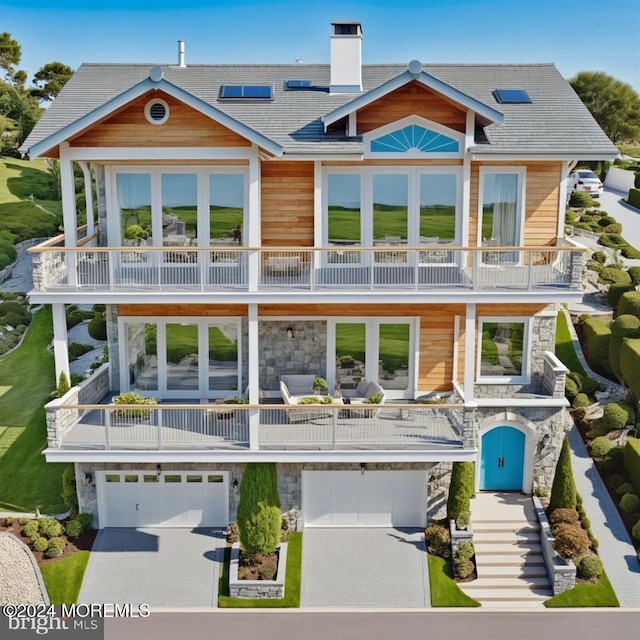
[{"x1": 480, "y1": 426, "x2": 525, "y2": 491}]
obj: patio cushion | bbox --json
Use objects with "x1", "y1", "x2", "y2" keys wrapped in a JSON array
[{"x1": 356, "y1": 380, "x2": 370, "y2": 396}]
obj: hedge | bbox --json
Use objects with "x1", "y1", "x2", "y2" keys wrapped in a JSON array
[
  {"x1": 620, "y1": 338, "x2": 640, "y2": 400},
  {"x1": 599, "y1": 267, "x2": 631, "y2": 285},
  {"x1": 628, "y1": 188, "x2": 640, "y2": 209},
  {"x1": 447, "y1": 461, "x2": 475, "y2": 520},
  {"x1": 609, "y1": 335, "x2": 623, "y2": 382},
  {"x1": 628, "y1": 267, "x2": 640, "y2": 285},
  {"x1": 618, "y1": 291, "x2": 640, "y2": 320},
  {"x1": 623, "y1": 438, "x2": 640, "y2": 495},
  {"x1": 582, "y1": 316, "x2": 612, "y2": 376},
  {"x1": 607, "y1": 284, "x2": 635, "y2": 310}
]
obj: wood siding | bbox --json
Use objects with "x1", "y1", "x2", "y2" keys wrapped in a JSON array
[
  {"x1": 261, "y1": 161, "x2": 314, "y2": 246},
  {"x1": 70, "y1": 91, "x2": 251, "y2": 148},
  {"x1": 419, "y1": 313, "x2": 456, "y2": 391},
  {"x1": 118, "y1": 304, "x2": 247, "y2": 317},
  {"x1": 356, "y1": 81, "x2": 467, "y2": 135},
  {"x1": 469, "y1": 161, "x2": 562, "y2": 248}
]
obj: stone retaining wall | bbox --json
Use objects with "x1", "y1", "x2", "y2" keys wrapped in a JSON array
[
  {"x1": 533, "y1": 496, "x2": 576, "y2": 594},
  {"x1": 228, "y1": 542, "x2": 287, "y2": 599}
]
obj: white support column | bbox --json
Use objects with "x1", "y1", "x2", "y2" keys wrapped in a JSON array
[
  {"x1": 248, "y1": 303, "x2": 260, "y2": 450},
  {"x1": 557, "y1": 160, "x2": 570, "y2": 243},
  {"x1": 60, "y1": 143, "x2": 78, "y2": 287},
  {"x1": 78, "y1": 161, "x2": 95, "y2": 236},
  {"x1": 248, "y1": 147, "x2": 261, "y2": 292},
  {"x1": 463, "y1": 303, "x2": 476, "y2": 402},
  {"x1": 52, "y1": 303, "x2": 70, "y2": 386},
  {"x1": 313, "y1": 160, "x2": 322, "y2": 270},
  {"x1": 461, "y1": 111, "x2": 474, "y2": 249},
  {"x1": 348, "y1": 113, "x2": 357, "y2": 137}
]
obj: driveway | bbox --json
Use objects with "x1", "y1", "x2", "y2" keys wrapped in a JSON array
[
  {"x1": 301, "y1": 528, "x2": 430, "y2": 608},
  {"x1": 78, "y1": 528, "x2": 224, "y2": 608}
]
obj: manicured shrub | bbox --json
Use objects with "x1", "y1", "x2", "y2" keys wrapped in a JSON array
[
  {"x1": 425, "y1": 522, "x2": 451, "y2": 557},
  {"x1": 38, "y1": 518, "x2": 62, "y2": 539},
  {"x1": 549, "y1": 508, "x2": 580, "y2": 527},
  {"x1": 48, "y1": 537, "x2": 66, "y2": 551},
  {"x1": 632, "y1": 519, "x2": 640, "y2": 541},
  {"x1": 446, "y1": 461, "x2": 475, "y2": 520},
  {"x1": 578, "y1": 554, "x2": 603, "y2": 579},
  {"x1": 564, "y1": 377, "x2": 579, "y2": 399},
  {"x1": 602, "y1": 223, "x2": 623, "y2": 234},
  {"x1": 620, "y1": 337, "x2": 640, "y2": 400},
  {"x1": 77, "y1": 513, "x2": 93, "y2": 530},
  {"x1": 88, "y1": 312, "x2": 107, "y2": 341},
  {"x1": 65, "y1": 309, "x2": 84, "y2": 329},
  {"x1": 590, "y1": 436, "x2": 612, "y2": 458},
  {"x1": 54, "y1": 372, "x2": 70, "y2": 399},
  {"x1": 552, "y1": 523, "x2": 591, "y2": 560},
  {"x1": 569, "y1": 191, "x2": 597, "y2": 208},
  {"x1": 591, "y1": 251, "x2": 607, "y2": 264},
  {"x1": 44, "y1": 547, "x2": 63, "y2": 558},
  {"x1": 549, "y1": 437, "x2": 577, "y2": 512},
  {"x1": 92, "y1": 304, "x2": 106, "y2": 313},
  {"x1": 624, "y1": 438, "x2": 640, "y2": 495},
  {"x1": 628, "y1": 267, "x2": 640, "y2": 286},
  {"x1": 456, "y1": 542, "x2": 475, "y2": 560},
  {"x1": 597, "y1": 215, "x2": 616, "y2": 227},
  {"x1": 599, "y1": 267, "x2": 631, "y2": 285},
  {"x1": 602, "y1": 446, "x2": 625, "y2": 472},
  {"x1": 616, "y1": 482, "x2": 637, "y2": 496},
  {"x1": 608, "y1": 284, "x2": 636, "y2": 310},
  {"x1": 32, "y1": 537, "x2": 48, "y2": 552},
  {"x1": 628, "y1": 188, "x2": 640, "y2": 209},
  {"x1": 65, "y1": 519, "x2": 83, "y2": 539},
  {"x1": 593, "y1": 402, "x2": 635, "y2": 435},
  {"x1": 620, "y1": 493, "x2": 640, "y2": 514},
  {"x1": 571, "y1": 372, "x2": 603, "y2": 395},
  {"x1": 61, "y1": 466, "x2": 78, "y2": 517},
  {"x1": 587, "y1": 260, "x2": 604, "y2": 273},
  {"x1": 582, "y1": 316, "x2": 612, "y2": 376},
  {"x1": 237, "y1": 463, "x2": 282, "y2": 556},
  {"x1": 454, "y1": 556, "x2": 474, "y2": 579},
  {"x1": 22, "y1": 520, "x2": 39, "y2": 538},
  {"x1": 611, "y1": 314, "x2": 640, "y2": 337},
  {"x1": 573, "y1": 393, "x2": 590, "y2": 408}
]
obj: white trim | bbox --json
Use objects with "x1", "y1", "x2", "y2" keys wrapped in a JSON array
[
  {"x1": 469, "y1": 152, "x2": 617, "y2": 161},
  {"x1": 463, "y1": 304, "x2": 476, "y2": 401},
  {"x1": 144, "y1": 98, "x2": 170, "y2": 125},
  {"x1": 66, "y1": 147, "x2": 256, "y2": 161},
  {"x1": 26, "y1": 77, "x2": 284, "y2": 158},
  {"x1": 322, "y1": 70, "x2": 504, "y2": 129},
  {"x1": 475, "y1": 397, "x2": 569, "y2": 408},
  {"x1": 52, "y1": 303, "x2": 70, "y2": 384},
  {"x1": 313, "y1": 160, "x2": 323, "y2": 250},
  {"x1": 476, "y1": 316, "x2": 532, "y2": 384},
  {"x1": 248, "y1": 304, "x2": 259, "y2": 450},
  {"x1": 362, "y1": 115, "x2": 464, "y2": 159},
  {"x1": 464, "y1": 110, "x2": 475, "y2": 153},
  {"x1": 558, "y1": 160, "x2": 569, "y2": 239},
  {"x1": 477, "y1": 166, "x2": 526, "y2": 249},
  {"x1": 348, "y1": 113, "x2": 357, "y2": 137},
  {"x1": 452, "y1": 315, "x2": 460, "y2": 383},
  {"x1": 281, "y1": 153, "x2": 364, "y2": 161},
  {"x1": 477, "y1": 416, "x2": 536, "y2": 494},
  {"x1": 78, "y1": 161, "x2": 95, "y2": 236}
]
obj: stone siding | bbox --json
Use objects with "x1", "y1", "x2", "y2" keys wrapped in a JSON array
[
  {"x1": 96, "y1": 165, "x2": 108, "y2": 246},
  {"x1": 229, "y1": 542, "x2": 287, "y2": 599},
  {"x1": 542, "y1": 351, "x2": 568, "y2": 398},
  {"x1": 426, "y1": 461, "x2": 453, "y2": 521},
  {"x1": 450, "y1": 520, "x2": 473, "y2": 557},
  {"x1": 46, "y1": 364, "x2": 110, "y2": 447},
  {"x1": 106, "y1": 305, "x2": 119, "y2": 390},
  {"x1": 533, "y1": 496, "x2": 576, "y2": 594}
]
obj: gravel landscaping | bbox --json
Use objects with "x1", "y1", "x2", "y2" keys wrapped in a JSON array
[{"x1": 0, "y1": 534, "x2": 47, "y2": 604}]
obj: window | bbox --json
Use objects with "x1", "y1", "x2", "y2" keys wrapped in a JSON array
[
  {"x1": 161, "y1": 173, "x2": 198, "y2": 247},
  {"x1": 478, "y1": 319, "x2": 530, "y2": 381},
  {"x1": 479, "y1": 168, "x2": 525, "y2": 250},
  {"x1": 285, "y1": 80, "x2": 312, "y2": 89},
  {"x1": 492, "y1": 89, "x2": 531, "y2": 104},
  {"x1": 118, "y1": 173, "x2": 152, "y2": 247},
  {"x1": 219, "y1": 85, "x2": 273, "y2": 100}
]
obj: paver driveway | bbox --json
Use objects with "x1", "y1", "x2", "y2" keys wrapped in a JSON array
[
  {"x1": 301, "y1": 528, "x2": 430, "y2": 607},
  {"x1": 79, "y1": 528, "x2": 224, "y2": 608}
]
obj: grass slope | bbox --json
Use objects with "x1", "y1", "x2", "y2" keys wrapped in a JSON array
[
  {"x1": 555, "y1": 310, "x2": 586, "y2": 375},
  {"x1": 41, "y1": 551, "x2": 90, "y2": 605},
  {"x1": 427, "y1": 555, "x2": 481, "y2": 607},
  {"x1": 336, "y1": 322, "x2": 410, "y2": 373},
  {"x1": 545, "y1": 569, "x2": 619, "y2": 607},
  {"x1": 218, "y1": 533, "x2": 302, "y2": 608},
  {"x1": 0, "y1": 307, "x2": 68, "y2": 512}
]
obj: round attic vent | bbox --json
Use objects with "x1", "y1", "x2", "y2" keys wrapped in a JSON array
[{"x1": 144, "y1": 99, "x2": 169, "y2": 125}]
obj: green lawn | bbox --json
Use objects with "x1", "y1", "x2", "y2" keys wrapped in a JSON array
[
  {"x1": 0, "y1": 307, "x2": 68, "y2": 513},
  {"x1": 545, "y1": 569, "x2": 619, "y2": 607},
  {"x1": 40, "y1": 551, "x2": 90, "y2": 605},
  {"x1": 162, "y1": 323, "x2": 237, "y2": 364},
  {"x1": 218, "y1": 533, "x2": 302, "y2": 608},
  {"x1": 555, "y1": 311, "x2": 586, "y2": 375},
  {"x1": 427, "y1": 555, "x2": 481, "y2": 607}
]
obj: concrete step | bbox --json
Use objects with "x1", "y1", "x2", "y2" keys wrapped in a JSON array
[
  {"x1": 474, "y1": 531, "x2": 541, "y2": 543},
  {"x1": 475, "y1": 554, "x2": 545, "y2": 567},
  {"x1": 476, "y1": 565, "x2": 548, "y2": 578},
  {"x1": 463, "y1": 577, "x2": 551, "y2": 589},
  {"x1": 473, "y1": 542, "x2": 542, "y2": 555},
  {"x1": 459, "y1": 588, "x2": 552, "y2": 601},
  {"x1": 472, "y1": 521, "x2": 540, "y2": 534},
  {"x1": 477, "y1": 600, "x2": 548, "y2": 609}
]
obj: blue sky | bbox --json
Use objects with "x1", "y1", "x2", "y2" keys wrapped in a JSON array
[{"x1": 3, "y1": 0, "x2": 639, "y2": 90}]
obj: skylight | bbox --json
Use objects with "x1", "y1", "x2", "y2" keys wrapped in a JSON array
[
  {"x1": 219, "y1": 85, "x2": 273, "y2": 100},
  {"x1": 492, "y1": 89, "x2": 531, "y2": 104},
  {"x1": 285, "y1": 80, "x2": 312, "y2": 90}
]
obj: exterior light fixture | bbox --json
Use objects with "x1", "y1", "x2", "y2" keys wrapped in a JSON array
[
  {"x1": 360, "y1": 462, "x2": 367, "y2": 475},
  {"x1": 156, "y1": 463, "x2": 162, "y2": 477},
  {"x1": 287, "y1": 326, "x2": 294, "y2": 339},
  {"x1": 232, "y1": 479, "x2": 239, "y2": 489},
  {"x1": 85, "y1": 472, "x2": 93, "y2": 484}
]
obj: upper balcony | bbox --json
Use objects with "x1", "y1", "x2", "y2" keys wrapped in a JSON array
[{"x1": 30, "y1": 236, "x2": 585, "y2": 301}]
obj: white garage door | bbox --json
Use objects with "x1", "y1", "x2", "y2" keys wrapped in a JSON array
[
  {"x1": 303, "y1": 470, "x2": 426, "y2": 527},
  {"x1": 97, "y1": 470, "x2": 228, "y2": 528}
]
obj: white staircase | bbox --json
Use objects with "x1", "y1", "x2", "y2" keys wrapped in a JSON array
[{"x1": 458, "y1": 492, "x2": 553, "y2": 608}]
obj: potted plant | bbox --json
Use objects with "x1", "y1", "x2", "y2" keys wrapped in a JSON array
[
  {"x1": 338, "y1": 355, "x2": 355, "y2": 369},
  {"x1": 312, "y1": 377, "x2": 329, "y2": 395},
  {"x1": 112, "y1": 390, "x2": 157, "y2": 423},
  {"x1": 455, "y1": 510, "x2": 471, "y2": 531},
  {"x1": 124, "y1": 224, "x2": 149, "y2": 246}
]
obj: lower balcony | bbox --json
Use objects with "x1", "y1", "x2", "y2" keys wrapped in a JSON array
[{"x1": 46, "y1": 401, "x2": 467, "y2": 453}]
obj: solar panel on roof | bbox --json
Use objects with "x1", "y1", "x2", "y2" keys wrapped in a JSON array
[
  {"x1": 285, "y1": 80, "x2": 312, "y2": 89},
  {"x1": 219, "y1": 85, "x2": 273, "y2": 99},
  {"x1": 493, "y1": 89, "x2": 531, "y2": 104}
]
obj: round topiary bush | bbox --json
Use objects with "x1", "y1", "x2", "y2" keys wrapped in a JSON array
[
  {"x1": 610, "y1": 314, "x2": 640, "y2": 337},
  {"x1": 591, "y1": 251, "x2": 607, "y2": 264},
  {"x1": 590, "y1": 436, "x2": 613, "y2": 458},
  {"x1": 454, "y1": 556, "x2": 475, "y2": 579},
  {"x1": 552, "y1": 523, "x2": 591, "y2": 560},
  {"x1": 628, "y1": 267, "x2": 640, "y2": 286},
  {"x1": 425, "y1": 522, "x2": 451, "y2": 557},
  {"x1": 65, "y1": 519, "x2": 83, "y2": 539},
  {"x1": 578, "y1": 554, "x2": 603, "y2": 579},
  {"x1": 619, "y1": 493, "x2": 640, "y2": 514},
  {"x1": 549, "y1": 508, "x2": 580, "y2": 527},
  {"x1": 567, "y1": 371, "x2": 583, "y2": 392},
  {"x1": 632, "y1": 519, "x2": 640, "y2": 541},
  {"x1": 602, "y1": 446, "x2": 625, "y2": 472},
  {"x1": 573, "y1": 393, "x2": 590, "y2": 408},
  {"x1": 88, "y1": 312, "x2": 107, "y2": 341},
  {"x1": 594, "y1": 402, "x2": 635, "y2": 435},
  {"x1": 599, "y1": 267, "x2": 631, "y2": 285},
  {"x1": 48, "y1": 537, "x2": 66, "y2": 551},
  {"x1": 22, "y1": 520, "x2": 39, "y2": 538},
  {"x1": 456, "y1": 541, "x2": 475, "y2": 560},
  {"x1": 565, "y1": 377, "x2": 579, "y2": 399},
  {"x1": 616, "y1": 482, "x2": 637, "y2": 496},
  {"x1": 597, "y1": 216, "x2": 616, "y2": 227},
  {"x1": 570, "y1": 191, "x2": 596, "y2": 208},
  {"x1": 32, "y1": 537, "x2": 48, "y2": 552},
  {"x1": 44, "y1": 547, "x2": 63, "y2": 559},
  {"x1": 38, "y1": 518, "x2": 63, "y2": 539}
]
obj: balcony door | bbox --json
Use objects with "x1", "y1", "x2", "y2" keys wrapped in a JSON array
[{"x1": 332, "y1": 319, "x2": 415, "y2": 399}]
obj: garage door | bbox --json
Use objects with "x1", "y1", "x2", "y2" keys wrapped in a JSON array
[
  {"x1": 303, "y1": 471, "x2": 426, "y2": 527},
  {"x1": 96, "y1": 470, "x2": 228, "y2": 528}
]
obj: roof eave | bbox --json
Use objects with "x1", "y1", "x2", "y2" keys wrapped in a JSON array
[
  {"x1": 23, "y1": 76, "x2": 284, "y2": 159},
  {"x1": 469, "y1": 148, "x2": 619, "y2": 161}
]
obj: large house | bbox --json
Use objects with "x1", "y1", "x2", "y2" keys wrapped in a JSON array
[{"x1": 22, "y1": 23, "x2": 616, "y2": 530}]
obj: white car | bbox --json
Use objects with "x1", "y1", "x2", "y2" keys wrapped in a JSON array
[{"x1": 569, "y1": 170, "x2": 604, "y2": 197}]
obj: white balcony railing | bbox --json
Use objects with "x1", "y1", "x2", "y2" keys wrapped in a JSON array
[
  {"x1": 47, "y1": 403, "x2": 465, "y2": 451},
  {"x1": 30, "y1": 242, "x2": 584, "y2": 294}
]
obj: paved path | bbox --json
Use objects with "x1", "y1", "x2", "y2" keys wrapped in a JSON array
[
  {"x1": 301, "y1": 528, "x2": 430, "y2": 608},
  {"x1": 79, "y1": 528, "x2": 224, "y2": 608},
  {"x1": 567, "y1": 424, "x2": 640, "y2": 607},
  {"x1": 1, "y1": 244, "x2": 34, "y2": 293},
  {"x1": 599, "y1": 187, "x2": 640, "y2": 252},
  {"x1": 67, "y1": 319, "x2": 106, "y2": 377}
]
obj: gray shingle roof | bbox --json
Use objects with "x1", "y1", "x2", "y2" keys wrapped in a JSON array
[{"x1": 22, "y1": 62, "x2": 617, "y2": 157}]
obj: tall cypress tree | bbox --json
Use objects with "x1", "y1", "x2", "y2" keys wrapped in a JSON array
[
  {"x1": 446, "y1": 461, "x2": 474, "y2": 519},
  {"x1": 549, "y1": 435, "x2": 577, "y2": 512}
]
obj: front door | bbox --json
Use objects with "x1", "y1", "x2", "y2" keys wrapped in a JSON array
[{"x1": 480, "y1": 426, "x2": 525, "y2": 491}]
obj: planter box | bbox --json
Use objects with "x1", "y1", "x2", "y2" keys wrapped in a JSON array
[
  {"x1": 228, "y1": 542, "x2": 288, "y2": 599},
  {"x1": 449, "y1": 519, "x2": 474, "y2": 557}
]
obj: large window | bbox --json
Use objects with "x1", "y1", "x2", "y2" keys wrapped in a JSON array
[
  {"x1": 118, "y1": 173, "x2": 152, "y2": 246},
  {"x1": 161, "y1": 174, "x2": 198, "y2": 247},
  {"x1": 325, "y1": 168, "x2": 460, "y2": 248},
  {"x1": 478, "y1": 318, "x2": 529, "y2": 381},
  {"x1": 479, "y1": 169, "x2": 525, "y2": 248}
]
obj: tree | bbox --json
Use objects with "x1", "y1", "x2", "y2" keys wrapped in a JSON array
[
  {"x1": 31, "y1": 62, "x2": 73, "y2": 102},
  {"x1": 236, "y1": 463, "x2": 281, "y2": 556},
  {"x1": 570, "y1": 71, "x2": 640, "y2": 143},
  {"x1": 549, "y1": 436, "x2": 577, "y2": 512},
  {"x1": 446, "y1": 461, "x2": 475, "y2": 520},
  {"x1": 0, "y1": 32, "x2": 21, "y2": 76}
]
